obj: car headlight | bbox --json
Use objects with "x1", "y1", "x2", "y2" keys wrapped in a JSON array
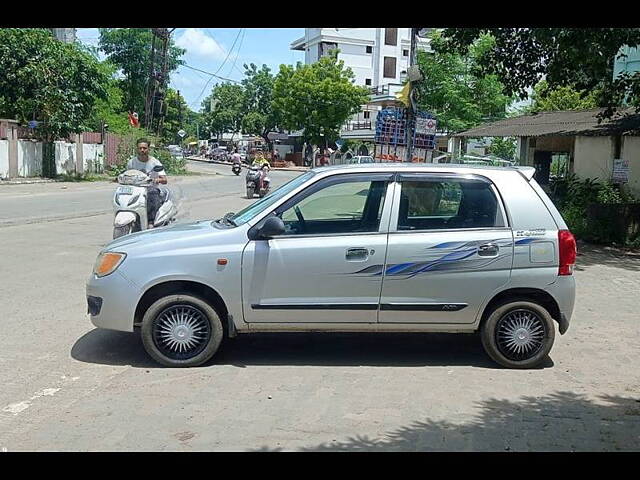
[{"x1": 93, "y1": 252, "x2": 127, "y2": 278}]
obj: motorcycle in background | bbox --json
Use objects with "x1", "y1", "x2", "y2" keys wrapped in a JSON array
[
  {"x1": 232, "y1": 162, "x2": 242, "y2": 175},
  {"x1": 245, "y1": 164, "x2": 270, "y2": 198},
  {"x1": 112, "y1": 166, "x2": 177, "y2": 239}
]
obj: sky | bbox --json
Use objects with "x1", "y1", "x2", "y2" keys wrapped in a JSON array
[{"x1": 76, "y1": 28, "x2": 305, "y2": 112}]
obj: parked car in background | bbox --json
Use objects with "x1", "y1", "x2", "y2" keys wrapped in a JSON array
[
  {"x1": 167, "y1": 145, "x2": 184, "y2": 158},
  {"x1": 349, "y1": 155, "x2": 375, "y2": 164},
  {"x1": 87, "y1": 163, "x2": 576, "y2": 369}
]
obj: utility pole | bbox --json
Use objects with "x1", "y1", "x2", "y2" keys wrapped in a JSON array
[
  {"x1": 177, "y1": 89, "x2": 183, "y2": 144},
  {"x1": 405, "y1": 27, "x2": 418, "y2": 163},
  {"x1": 144, "y1": 28, "x2": 176, "y2": 139}
]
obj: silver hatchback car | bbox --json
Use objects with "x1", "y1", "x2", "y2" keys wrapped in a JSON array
[{"x1": 87, "y1": 164, "x2": 576, "y2": 369}]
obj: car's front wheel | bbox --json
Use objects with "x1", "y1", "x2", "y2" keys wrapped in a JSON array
[
  {"x1": 141, "y1": 294, "x2": 224, "y2": 367},
  {"x1": 481, "y1": 300, "x2": 555, "y2": 369}
]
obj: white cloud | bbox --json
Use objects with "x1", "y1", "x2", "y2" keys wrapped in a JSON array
[
  {"x1": 175, "y1": 29, "x2": 226, "y2": 60},
  {"x1": 171, "y1": 73, "x2": 196, "y2": 88}
]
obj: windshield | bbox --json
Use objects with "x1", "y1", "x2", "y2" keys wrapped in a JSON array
[{"x1": 231, "y1": 171, "x2": 316, "y2": 226}]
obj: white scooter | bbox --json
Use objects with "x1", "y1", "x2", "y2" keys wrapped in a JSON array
[{"x1": 112, "y1": 166, "x2": 177, "y2": 239}]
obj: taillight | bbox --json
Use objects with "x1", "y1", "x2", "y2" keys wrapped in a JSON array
[{"x1": 558, "y1": 230, "x2": 577, "y2": 276}]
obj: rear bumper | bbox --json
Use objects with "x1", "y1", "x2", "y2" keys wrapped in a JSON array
[
  {"x1": 547, "y1": 276, "x2": 576, "y2": 335},
  {"x1": 559, "y1": 313, "x2": 570, "y2": 335}
]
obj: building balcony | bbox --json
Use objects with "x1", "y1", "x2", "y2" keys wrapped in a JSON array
[
  {"x1": 368, "y1": 83, "x2": 404, "y2": 106},
  {"x1": 340, "y1": 120, "x2": 375, "y2": 140},
  {"x1": 290, "y1": 36, "x2": 307, "y2": 51}
]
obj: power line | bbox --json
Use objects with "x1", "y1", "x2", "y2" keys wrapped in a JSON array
[
  {"x1": 189, "y1": 28, "x2": 243, "y2": 110},
  {"x1": 226, "y1": 28, "x2": 245, "y2": 78},
  {"x1": 181, "y1": 64, "x2": 240, "y2": 84},
  {"x1": 233, "y1": 63, "x2": 245, "y2": 76},
  {"x1": 212, "y1": 28, "x2": 242, "y2": 76}
]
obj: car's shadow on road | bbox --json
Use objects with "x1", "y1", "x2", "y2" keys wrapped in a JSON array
[{"x1": 71, "y1": 329, "x2": 554, "y2": 370}]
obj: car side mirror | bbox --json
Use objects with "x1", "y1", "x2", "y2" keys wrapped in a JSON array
[
  {"x1": 248, "y1": 216, "x2": 285, "y2": 240},
  {"x1": 153, "y1": 165, "x2": 164, "y2": 172}
]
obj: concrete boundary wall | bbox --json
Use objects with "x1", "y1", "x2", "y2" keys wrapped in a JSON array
[
  {"x1": 0, "y1": 140, "x2": 8, "y2": 178},
  {"x1": 17, "y1": 140, "x2": 43, "y2": 177},
  {"x1": 0, "y1": 140, "x2": 105, "y2": 178},
  {"x1": 82, "y1": 143, "x2": 104, "y2": 172},
  {"x1": 55, "y1": 141, "x2": 76, "y2": 175}
]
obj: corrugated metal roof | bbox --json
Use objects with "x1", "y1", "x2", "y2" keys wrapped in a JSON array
[{"x1": 454, "y1": 108, "x2": 640, "y2": 138}]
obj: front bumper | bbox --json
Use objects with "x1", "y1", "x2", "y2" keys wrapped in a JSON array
[{"x1": 86, "y1": 270, "x2": 140, "y2": 332}]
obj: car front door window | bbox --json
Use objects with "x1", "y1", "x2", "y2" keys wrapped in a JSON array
[{"x1": 277, "y1": 178, "x2": 388, "y2": 236}]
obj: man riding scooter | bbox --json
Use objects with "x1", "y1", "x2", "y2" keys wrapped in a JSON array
[
  {"x1": 231, "y1": 148, "x2": 242, "y2": 175},
  {"x1": 127, "y1": 138, "x2": 168, "y2": 225}
]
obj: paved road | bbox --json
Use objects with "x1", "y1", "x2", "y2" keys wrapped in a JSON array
[
  {"x1": 0, "y1": 162, "x2": 639, "y2": 451},
  {"x1": 0, "y1": 161, "x2": 300, "y2": 226}
]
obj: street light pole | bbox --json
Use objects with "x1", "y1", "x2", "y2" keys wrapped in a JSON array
[{"x1": 405, "y1": 27, "x2": 418, "y2": 163}]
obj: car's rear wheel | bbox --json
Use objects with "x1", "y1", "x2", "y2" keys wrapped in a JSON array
[
  {"x1": 481, "y1": 300, "x2": 555, "y2": 369},
  {"x1": 141, "y1": 294, "x2": 223, "y2": 367}
]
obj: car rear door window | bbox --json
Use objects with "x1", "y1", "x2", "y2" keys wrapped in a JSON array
[{"x1": 397, "y1": 177, "x2": 505, "y2": 230}]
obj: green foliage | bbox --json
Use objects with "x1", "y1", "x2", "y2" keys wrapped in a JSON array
[
  {"x1": 162, "y1": 88, "x2": 198, "y2": 145},
  {"x1": 414, "y1": 32, "x2": 513, "y2": 133},
  {"x1": 550, "y1": 174, "x2": 639, "y2": 245},
  {"x1": 526, "y1": 80, "x2": 599, "y2": 113},
  {"x1": 155, "y1": 148, "x2": 187, "y2": 175},
  {"x1": 85, "y1": 59, "x2": 132, "y2": 134},
  {"x1": 339, "y1": 139, "x2": 359, "y2": 153},
  {"x1": 240, "y1": 64, "x2": 278, "y2": 146},
  {"x1": 98, "y1": 28, "x2": 185, "y2": 115},
  {"x1": 106, "y1": 142, "x2": 186, "y2": 178},
  {"x1": 486, "y1": 137, "x2": 516, "y2": 160},
  {"x1": 272, "y1": 51, "x2": 370, "y2": 145},
  {"x1": 0, "y1": 28, "x2": 111, "y2": 177},
  {"x1": 0, "y1": 28, "x2": 109, "y2": 141},
  {"x1": 202, "y1": 83, "x2": 245, "y2": 140},
  {"x1": 104, "y1": 128, "x2": 156, "y2": 177},
  {"x1": 437, "y1": 28, "x2": 640, "y2": 118}
]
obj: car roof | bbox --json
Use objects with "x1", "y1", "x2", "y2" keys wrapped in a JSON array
[{"x1": 313, "y1": 162, "x2": 535, "y2": 179}]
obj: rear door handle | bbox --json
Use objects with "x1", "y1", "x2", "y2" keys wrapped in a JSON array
[
  {"x1": 346, "y1": 248, "x2": 369, "y2": 261},
  {"x1": 478, "y1": 243, "x2": 499, "y2": 256}
]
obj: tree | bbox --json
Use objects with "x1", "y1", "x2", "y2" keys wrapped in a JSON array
[
  {"x1": 0, "y1": 28, "x2": 109, "y2": 177},
  {"x1": 414, "y1": 32, "x2": 513, "y2": 133},
  {"x1": 85, "y1": 59, "x2": 132, "y2": 134},
  {"x1": 436, "y1": 28, "x2": 640, "y2": 118},
  {"x1": 201, "y1": 83, "x2": 244, "y2": 141},
  {"x1": 272, "y1": 51, "x2": 370, "y2": 147},
  {"x1": 240, "y1": 63, "x2": 278, "y2": 149},
  {"x1": 98, "y1": 28, "x2": 185, "y2": 116},
  {"x1": 486, "y1": 137, "x2": 516, "y2": 160},
  {"x1": 525, "y1": 80, "x2": 599, "y2": 113},
  {"x1": 162, "y1": 88, "x2": 199, "y2": 145}
]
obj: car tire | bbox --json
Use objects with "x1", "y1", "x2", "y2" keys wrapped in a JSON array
[
  {"x1": 141, "y1": 294, "x2": 224, "y2": 367},
  {"x1": 481, "y1": 300, "x2": 555, "y2": 369}
]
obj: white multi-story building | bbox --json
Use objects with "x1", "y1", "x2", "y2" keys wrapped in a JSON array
[
  {"x1": 290, "y1": 28, "x2": 432, "y2": 143},
  {"x1": 50, "y1": 28, "x2": 77, "y2": 44}
]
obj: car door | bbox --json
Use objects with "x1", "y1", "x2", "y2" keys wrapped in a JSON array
[
  {"x1": 378, "y1": 173, "x2": 513, "y2": 324},
  {"x1": 242, "y1": 173, "x2": 395, "y2": 324}
]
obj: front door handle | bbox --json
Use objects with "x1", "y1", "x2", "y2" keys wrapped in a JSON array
[
  {"x1": 478, "y1": 243, "x2": 499, "y2": 257},
  {"x1": 346, "y1": 248, "x2": 369, "y2": 261}
]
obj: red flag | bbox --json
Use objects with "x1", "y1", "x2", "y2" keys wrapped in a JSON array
[{"x1": 128, "y1": 112, "x2": 140, "y2": 128}]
